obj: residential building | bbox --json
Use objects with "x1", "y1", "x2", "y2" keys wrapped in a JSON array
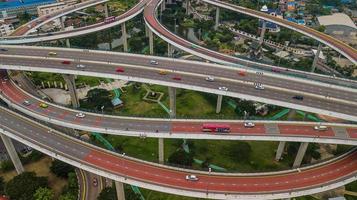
[
  {"x1": 37, "y1": 2, "x2": 69, "y2": 17},
  {"x1": 0, "y1": 0, "x2": 56, "y2": 18},
  {"x1": 0, "y1": 21, "x2": 14, "y2": 36}
]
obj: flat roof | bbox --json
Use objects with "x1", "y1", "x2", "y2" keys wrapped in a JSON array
[{"x1": 318, "y1": 13, "x2": 357, "y2": 29}]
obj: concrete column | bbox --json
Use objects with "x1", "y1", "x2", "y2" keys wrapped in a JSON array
[
  {"x1": 293, "y1": 142, "x2": 309, "y2": 168},
  {"x1": 167, "y1": 43, "x2": 173, "y2": 57},
  {"x1": 62, "y1": 74, "x2": 80, "y2": 108},
  {"x1": 104, "y1": 3, "x2": 109, "y2": 18},
  {"x1": 216, "y1": 94, "x2": 222, "y2": 113},
  {"x1": 60, "y1": 16, "x2": 65, "y2": 30},
  {"x1": 148, "y1": 27, "x2": 154, "y2": 55},
  {"x1": 185, "y1": 0, "x2": 189, "y2": 15},
  {"x1": 259, "y1": 20, "x2": 266, "y2": 45},
  {"x1": 0, "y1": 133, "x2": 24, "y2": 174},
  {"x1": 158, "y1": 138, "x2": 164, "y2": 164},
  {"x1": 311, "y1": 43, "x2": 322, "y2": 73},
  {"x1": 66, "y1": 39, "x2": 70, "y2": 48},
  {"x1": 115, "y1": 181, "x2": 126, "y2": 200},
  {"x1": 275, "y1": 141, "x2": 286, "y2": 161},
  {"x1": 161, "y1": 1, "x2": 165, "y2": 10},
  {"x1": 168, "y1": 87, "x2": 176, "y2": 117},
  {"x1": 214, "y1": 7, "x2": 220, "y2": 30},
  {"x1": 167, "y1": 0, "x2": 172, "y2": 4},
  {"x1": 121, "y1": 23, "x2": 128, "y2": 52}
]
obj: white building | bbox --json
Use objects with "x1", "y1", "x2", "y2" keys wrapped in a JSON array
[
  {"x1": 37, "y1": 2, "x2": 69, "y2": 17},
  {"x1": 0, "y1": 21, "x2": 14, "y2": 36}
]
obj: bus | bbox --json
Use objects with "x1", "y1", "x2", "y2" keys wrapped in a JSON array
[
  {"x1": 202, "y1": 123, "x2": 230, "y2": 133},
  {"x1": 104, "y1": 16, "x2": 115, "y2": 24}
]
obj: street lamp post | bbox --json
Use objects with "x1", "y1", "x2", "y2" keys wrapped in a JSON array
[
  {"x1": 207, "y1": 167, "x2": 212, "y2": 195},
  {"x1": 122, "y1": 152, "x2": 126, "y2": 180},
  {"x1": 101, "y1": 105, "x2": 104, "y2": 115},
  {"x1": 169, "y1": 109, "x2": 172, "y2": 134}
]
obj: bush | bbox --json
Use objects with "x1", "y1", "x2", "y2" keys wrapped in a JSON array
[
  {"x1": 228, "y1": 141, "x2": 252, "y2": 162},
  {"x1": 50, "y1": 160, "x2": 74, "y2": 178},
  {"x1": 168, "y1": 148, "x2": 194, "y2": 167}
]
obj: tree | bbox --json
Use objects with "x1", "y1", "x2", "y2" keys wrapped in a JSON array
[
  {"x1": 168, "y1": 148, "x2": 194, "y2": 167},
  {"x1": 86, "y1": 88, "x2": 113, "y2": 111},
  {"x1": 5, "y1": 172, "x2": 48, "y2": 200},
  {"x1": 234, "y1": 100, "x2": 256, "y2": 117},
  {"x1": 58, "y1": 193, "x2": 76, "y2": 200},
  {"x1": 33, "y1": 187, "x2": 54, "y2": 200},
  {"x1": 50, "y1": 159, "x2": 74, "y2": 178},
  {"x1": 0, "y1": 176, "x2": 4, "y2": 195},
  {"x1": 228, "y1": 141, "x2": 252, "y2": 162},
  {"x1": 98, "y1": 187, "x2": 117, "y2": 200}
]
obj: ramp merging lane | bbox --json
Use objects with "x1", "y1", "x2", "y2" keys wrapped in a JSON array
[
  {"x1": 1, "y1": 71, "x2": 357, "y2": 144},
  {"x1": 144, "y1": 0, "x2": 357, "y2": 88},
  {"x1": 1, "y1": 46, "x2": 357, "y2": 121},
  {"x1": 0, "y1": 106, "x2": 357, "y2": 199}
]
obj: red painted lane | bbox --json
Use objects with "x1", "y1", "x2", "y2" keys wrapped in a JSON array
[
  {"x1": 83, "y1": 149, "x2": 357, "y2": 193},
  {"x1": 172, "y1": 122, "x2": 266, "y2": 134},
  {"x1": 93, "y1": 116, "x2": 102, "y2": 127},
  {"x1": 347, "y1": 128, "x2": 357, "y2": 139},
  {"x1": 278, "y1": 125, "x2": 335, "y2": 137}
]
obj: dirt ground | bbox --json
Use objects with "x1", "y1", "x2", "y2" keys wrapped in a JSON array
[{"x1": 0, "y1": 156, "x2": 67, "y2": 197}]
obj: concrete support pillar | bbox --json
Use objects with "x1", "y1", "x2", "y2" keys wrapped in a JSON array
[
  {"x1": 275, "y1": 141, "x2": 286, "y2": 161},
  {"x1": 104, "y1": 3, "x2": 109, "y2": 18},
  {"x1": 216, "y1": 94, "x2": 222, "y2": 113},
  {"x1": 214, "y1": 7, "x2": 220, "y2": 30},
  {"x1": 161, "y1": 1, "x2": 165, "y2": 10},
  {"x1": 115, "y1": 181, "x2": 126, "y2": 200},
  {"x1": 311, "y1": 43, "x2": 322, "y2": 73},
  {"x1": 60, "y1": 16, "x2": 65, "y2": 31},
  {"x1": 0, "y1": 133, "x2": 24, "y2": 174},
  {"x1": 148, "y1": 27, "x2": 154, "y2": 55},
  {"x1": 62, "y1": 74, "x2": 79, "y2": 108},
  {"x1": 66, "y1": 39, "x2": 70, "y2": 48},
  {"x1": 158, "y1": 138, "x2": 164, "y2": 164},
  {"x1": 293, "y1": 142, "x2": 309, "y2": 168},
  {"x1": 185, "y1": 0, "x2": 189, "y2": 15},
  {"x1": 167, "y1": 0, "x2": 172, "y2": 4},
  {"x1": 167, "y1": 43, "x2": 173, "y2": 57},
  {"x1": 259, "y1": 20, "x2": 266, "y2": 45},
  {"x1": 121, "y1": 23, "x2": 128, "y2": 52},
  {"x1": 168, "y1": 87, "x2": 176, "y2": 118}
]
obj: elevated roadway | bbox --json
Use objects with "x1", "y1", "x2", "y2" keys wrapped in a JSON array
[
  {"x1": 0, "y1": 0, "x2": 148, "y2": 44},
  {"x1": 1, "y1": 46, "x2": 357, "y2": 121},
  {"x1": 9, "y1": 0, "x2": 109, "y2": 37},
  {"x1": 1, "y1": 70, "x2": 357, "y2": 145},
  {"x1": 144, "y1": 0, "x2": 357, "y2": 89},
  {"x1": 0, "y1": 106, "x2": 356, "y2": 200},
  {"x1": 201, "y1": 0, "x2": 357, "y2": 64}
]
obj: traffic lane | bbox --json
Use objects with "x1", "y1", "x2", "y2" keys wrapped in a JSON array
[
  {"x1": 0, "y1": 108, "x2": 91, "y2": 159},
  {"x1": 1, "y1": 57, "x2": 357, "y2": 117},
  {"x1": 84, "y1": 147, "x2": 357, "y2": 193},
  {"x1": 278, "y1": 125, "x2": 335, "y2": 137},
  {"x1": 2, "y1": 105, "x2": 357, "y2": 194},
  {"x1": 172, "y1": 122, "x2": 266, "y2": 134},
  {"x1": 347, "y1": 128, "x2": 357, "y2": 139},
  {"x1": 205, "y1": 0, "x2": 357, "y2": 62},
  {"x1": 2, "y1": 47, "x2": 357, "y2": 102}
]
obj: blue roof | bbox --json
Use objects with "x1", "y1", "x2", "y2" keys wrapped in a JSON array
[
  {"x1": 259, "y1": 20, "x2": 279, "y2": 29},
  {"x1": 0, "y1": 0, "x2": 55, "y2": 10},
  {"x1": 111, "y1": 98, "x2": 123, "y2": 106}
]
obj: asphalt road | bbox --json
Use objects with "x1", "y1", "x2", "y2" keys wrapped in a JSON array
[
  {"x1": 0, "y1": 106, "x2": 356, "y2": 198},
  {"x1": 1, "y1": 72, "x2": 357, "y2": 143},
  {"x1": 77, "y1": 169, "x2": 104, "y2": 200},
  {"x1": 144, "y1": 0, "x2": 357, "y2": 87},
  {"x1": 1, "y1": 47, "x2": 357, "y2": 120}
]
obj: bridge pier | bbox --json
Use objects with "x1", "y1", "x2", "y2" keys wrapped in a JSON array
[
  {"x1": 161, "y1": 1, "x2": 165, "y2": 11},
  {"x1": 214, "y1": 7, "x2": 220, "y2": 30},
  {"x1": 311, "y1": 43, "x2": 322, "y2": 73},
  {"x1": 104, "y1": 3, "x2": 109, "y2": 18},
  {"x1": 216, "y1": 94, "x2": 222, "y2": 113},
  {"x1": 293, "y1": 142, "x2": 309, "y2": 168},
  {"x1": 168, "y1": 87, "x2": 176, "y2": 117},
  {"x1": 259, "y1": 20, "x2": 266, "y2": 45},
  {"x1": 115, "y1": 181, "x2": 126, "y2": 200},
  {"x1": 275, "y1": 141, "x2": 286, "y2": 161},
  {"x1": 158, "y1": 138, "x2": 164, "y2": 164},
  {"x1": 121, "y1": 23, "x2": 128, "y2": 52},
  {"x1": 168, "y1": 43, "x2": 173, "y2": 57},
  {"x1": 148, "y1": 26, "x2": 154, "y2": 55},
  {"x1": 0, "y1": 133, "x2": 24, "y2": 174},
  {"x1": 66, "y1": 39, "x2": 71, "y2": 48},
  {"x1": 62, "y1": 74, "x2": 80, "y2": 108},
  {"x1": 60, "y1": 16, "x2": 65, "y2": 30}
]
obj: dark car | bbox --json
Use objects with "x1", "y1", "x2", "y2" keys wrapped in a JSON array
[
  {"x1": 292, "y1": 95, "x2": 304, "y2": 100},
  {"x1": 0, "y1": 48, "x2": 8, "y2": 51}
]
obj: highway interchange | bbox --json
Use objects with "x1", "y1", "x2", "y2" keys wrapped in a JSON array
[{"x1": 0, "y1": 0, "x2": 356, "y2": 199}]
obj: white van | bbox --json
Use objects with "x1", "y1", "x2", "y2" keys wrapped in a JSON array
[{"x1": 314, "y1": 125, "x2": 328, "y2": 131}]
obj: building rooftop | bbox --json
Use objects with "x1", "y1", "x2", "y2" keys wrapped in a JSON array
[
  {"x1": 0, "y1": 0, "x2": 55, "y2": 10},
  {"x1": 318, "y1": 13, "x2": 357, "y2": 29}
]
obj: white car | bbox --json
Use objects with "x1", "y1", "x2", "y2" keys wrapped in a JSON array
[
  {"x1": 185, "y1": 174, "x2": 199, "y2": 181},
  {"x1": 254, "y1": 84, "x2": 264, "y2": 90},
  {"x1": 76, "y1": 64, "x2": 85, "y2": 68},
  {"x1": 244, "y1": 122, "x2": 255, "y2": 128},
  {"x1": 218, "y1": 86, "x2": 228, "y2": 91},
  {"x1": 205, "y1": 76, "x2": 215, "y2": 82},
  {"x1": 75, "y1": 112, "x2": 86, "y2": 118},
  {"x1": 150, "y1": 60, "x2": 158, "y2": 65},
  {"x1": 314, "y1": 125, "x2": 327, "y2": 131},
  {"x1": 23, "y1": 100, "x2": 31, "y2": 106}
]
